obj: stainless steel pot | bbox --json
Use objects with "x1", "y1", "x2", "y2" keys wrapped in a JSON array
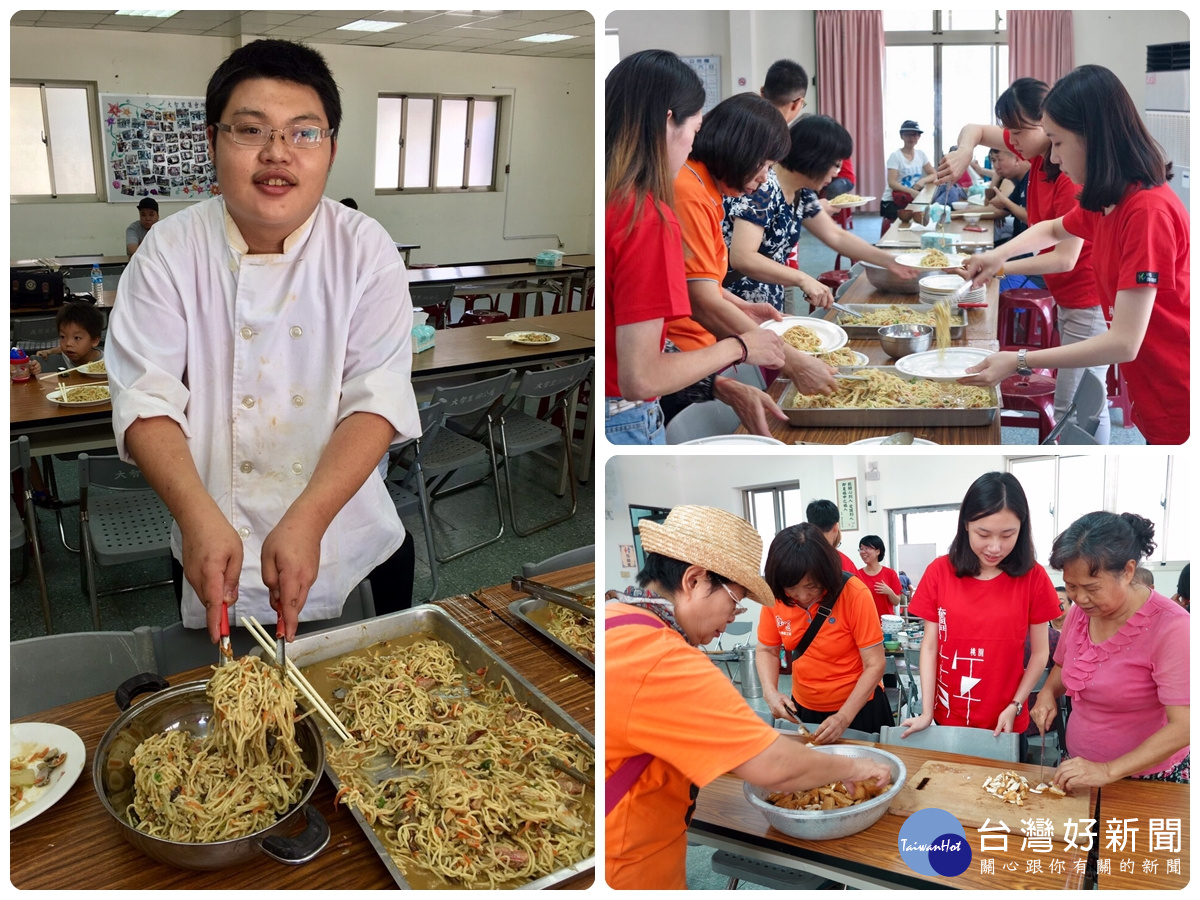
[{"x1": 92, "y1": 675, "x2": 328, "y2": 870}]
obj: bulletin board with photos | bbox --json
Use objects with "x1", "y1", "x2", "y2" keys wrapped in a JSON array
[{"x1": 100, "y1": 93, "x2": 219, "y2": 202}]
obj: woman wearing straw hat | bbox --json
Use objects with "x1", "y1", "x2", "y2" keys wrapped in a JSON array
[{"x1": 606, "y1": 506, "x2": 890, "y2": 889}]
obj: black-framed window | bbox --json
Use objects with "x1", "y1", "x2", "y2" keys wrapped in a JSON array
[{"x1": 375, "y1": 93, "x2": 500, "y2": 193}]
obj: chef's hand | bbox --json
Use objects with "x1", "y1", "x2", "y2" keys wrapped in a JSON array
[
  {"x1": 763, "y1": 685, "x2": 800, "y2": 725},
  {"x1": 713, "y1": 377, "x2": 788, "y2": 437},
  {"x1": 783, "y1": 350, "x2": 838, "y2": 396},
  {"x1": 957, "y1": 351, "x2": 1018, "y2": 387},
  {"x1": 992, "y1": 702, "x2": 1018, "y2": 736},
  {"x1": 179, "y1": 506, "x2": 243, "y2": 643},
  {"x1": 736, "y1": 327, "x2": 786, "y2": 369},
  {"x1": 843, "y1": 757, "x2": 892, "y2": 796},
  {"x1": 261, "y1": 511, "x2": 323, "y2": 641},
  {"x1": 1054, "y1": 756, "x2": 1115, "y2": 792},
  {"x1": 811, "y1": 711, "x2": 850, "y2": 745},
  {"x1": 798, "y1": 274, "x2": 834, "y2": 310},
  {"x1": 900, "y1": 711, "x2": 933, "y2": 738},
  {"x1": 1029, "y1": 694, "x2": 1059, "y2": 735},
  {"x1": 936, "y1": 147, "x2": 973, "y2": 185},
  {"x1": 741, "y1": 301, "x2": 784, "y2": 325}
]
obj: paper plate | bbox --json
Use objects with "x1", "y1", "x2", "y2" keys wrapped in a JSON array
[
  {"x1": 680, "y1": 434, "x2": 786, "y2": 446},
  {"x1": 761, "y1": 316, "x2": 848, "y2": 354},
  {"x1": 10, "y1": 723, "x2": 86, "y2": 830},
  {"x1": 817, "y1": 349, "x2": 870, "y2": 366},
  {"x1": 504, "y1": 331, "x2": 560, "y2": 345},
  {"x1": 894, "y1": 348, "x2": 992, "y2": 382},
  {"x1": 79, "y1": 361, "x2": 108, "y2": 378},
  {"x1": 46, "y1": 385, "x2": 111, "y2": 407},
  {"x1": 895, "y1": 252, "x2": 967, "y2": 271},
  {"x1": 828, "y1": 195, "x2": 875, "y2": 209},
  {"x1": 849, "y1": 436, "x2": 940, "y2": 445}
]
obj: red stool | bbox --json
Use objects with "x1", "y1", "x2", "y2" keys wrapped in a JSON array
[
  {"x1": 448, "y1": 309, "x2": 509, "y2": 328},
  {"x1": 831, "y1": 206, "x2": 853, "y2": 231},
  {"x1": 817, "y1": 269, "x2": 853, "y2": 292},
  {"x1": 998, "y1": 289, "x2": 1059, "y2": 350},
  {"x1": 1000, "y1": 373, "x2": 1057, "y2": 442},
  {"x1": 1107, "y1": 363, "x2": 1135, "y2": 428}
]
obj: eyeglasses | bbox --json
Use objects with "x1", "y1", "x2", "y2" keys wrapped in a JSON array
[
  {"x1": 214, "y1": 121, "x2": 334, "y2": 149},
  {"x1": 788, "y1": 95, "x2": 808, "y2": 109},
  {"x1": 720, "y1": 583, "x2": 748, "y2": 616}
]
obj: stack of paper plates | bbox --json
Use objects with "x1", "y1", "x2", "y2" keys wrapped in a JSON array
[{"x1": 919, "y1": 273, "x2": 985, "y2": 307}]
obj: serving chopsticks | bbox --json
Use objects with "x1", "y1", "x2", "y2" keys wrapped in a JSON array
[
  {"x1": 37, "y1": 362, "x2": 102, "y2": 380},
  {"x1": 242, "y1": 614, "x2": 354, "y2": 743}
]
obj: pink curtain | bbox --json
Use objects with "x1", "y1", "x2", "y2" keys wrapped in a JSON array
[
  {"x1": 1008, "y1": 11, "x2": 1075, "y2": 86},
  {"x1": 816, "y1": 11, "x2": 886, "y2": 212}
]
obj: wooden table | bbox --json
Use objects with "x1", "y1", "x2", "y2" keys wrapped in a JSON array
[
  {"x1": 409, "y1": 260, "x2": 587, "y2": 317},
  {"x1": 10, "y1": 567, "x2": 595, "y2": 890},
  {"x1": 410, "y1": 311, "x2": 594, "y2": 381},
  {"x1": 877, "y1": 218, "x2": 995, "y2": 251},
  {"x1": 10, "y1": 370, "x2": 116, "y2": 456},
  {"x1": 1093, "y1": 778, "x2": 1189, "y2": 889},
  {"x1": 736, "y1": 272, "x2": 1002, "y2": 444},
  {"x1": 393, "y1": 242, "x2": 420, "y2": 265},
  {"x1": 689, "y1": 742, "x2": 1091, "y2": 890}
]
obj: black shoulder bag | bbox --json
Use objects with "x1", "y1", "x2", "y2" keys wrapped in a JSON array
[{"x1": 786, "y1": 572, "x2": 854, "y2": 666}]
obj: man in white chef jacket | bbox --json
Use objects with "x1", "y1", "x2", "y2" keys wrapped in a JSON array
[{"x1": 107, "y1": 39, "x2": 420, "y2": 643}]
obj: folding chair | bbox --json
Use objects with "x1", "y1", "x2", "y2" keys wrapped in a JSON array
[
  {"x1": 78, "y1": 452, "x2": 173, "y2": 629},
  {"x1": 384, "y1": 401, "x2": 444, "y2": 603},
  {"x1": 11, "y1": 436, "x2": 52, "y2": 633},
  {"x1": 1041, "y1": 370, "x2": 1106, "y2": 445},
  {"x1": 409, "y1": 283, "x2": 456, "y2": 330},
  {"x1": 11, "y1": 315, "x2": 60, "y2": 354}
]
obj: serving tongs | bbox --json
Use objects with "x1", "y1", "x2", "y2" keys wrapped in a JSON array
[
  {"x1": 218, "y1": 603, "x2": 234, "y2": 665},
  {"x1": 276, "y1": 612, "x2": 287, "y2": 676},
  {"x1": 510, "y1": 577, "x2": 595, "y2": 619},
  {"x1": 830, "y1": 301, "x2": 864, "y2": 319}
]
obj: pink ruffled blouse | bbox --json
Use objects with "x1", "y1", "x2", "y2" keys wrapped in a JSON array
[{"x1": 1054, "y1": 590, "x2": 1190, "y2": 776}]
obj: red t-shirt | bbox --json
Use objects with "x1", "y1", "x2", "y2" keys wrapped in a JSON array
[
  {"x1": 604, "y1": 193, "x2": 694, "y2": 398},
  {"x1": 908, "y1": 556, "x2": 1060, "y2": 734},
  {"x1": 836, "y1": 549, "x2": 857, "y2": 576},
  {"x1": 857, "y1": 565, "x2": 903, "y2": 618},
  {"x1": 837, "y1": 157, "x2": 855, "y2": 185},
  {"x1": 1003, "y1": 131, "x2": 1099, "y2": 310},
  {"x1": 1061, "y1": 184, "x2": 1190, "y2": 444}
]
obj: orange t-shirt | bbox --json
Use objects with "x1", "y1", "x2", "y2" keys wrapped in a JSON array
[
  {"x1": 605, "y1": 603, "x2": 779, "y2": 889},
  {"x1": 756, "y1": 577, "x2": 883, "y2": 711},
  {"x1": 665, "y1": 160, "x2": 726, "y2": 352}
]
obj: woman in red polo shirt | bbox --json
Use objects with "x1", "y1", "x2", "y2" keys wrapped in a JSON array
[
  {"x1": 605, "y1": 50, "x2": 784, "y2": 444},
  {"x1": 954, "y1": 66, "x2": 1189, "y2": 445},
  {"x1": 940, "y1": 77, "x2": 1111, "y2": 442}
]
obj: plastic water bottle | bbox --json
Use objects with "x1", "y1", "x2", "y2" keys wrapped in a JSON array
[{"x1": 91, "y1": 264, "x2": 104, "y2": 303}]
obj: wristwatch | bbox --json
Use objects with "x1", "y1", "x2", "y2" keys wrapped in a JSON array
[
  {"x1": 1015, "y1": 349, "x2": 1033, "y2": 377},
  {"x1": 1010, "y1": 699, "x2": 1024, "y2": 715}
]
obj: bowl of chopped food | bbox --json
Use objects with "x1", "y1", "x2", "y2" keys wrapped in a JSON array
[
  {"x1": 878, "y1": 324, "x2": 933, "y2": 358},
  {"x1": 744, "y1": 745, "x2": 906, "y2": 840}
]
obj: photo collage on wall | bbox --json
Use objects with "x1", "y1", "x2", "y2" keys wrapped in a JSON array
[{"x1": 100, "y1": 94, "x2": 219, "y2": 202}]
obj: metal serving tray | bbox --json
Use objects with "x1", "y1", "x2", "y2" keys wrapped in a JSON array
[
  {"x1": 779, "y1": 366, "x2": 1000, "y2": 428},
  {"x1": 834, "y1": 303, "x2": 968, "y2": 340},
  {"x1": 277, "y1": 606, "x2": 595, "y2": 890},
  {"x1": 508, "y1": 579, "x2": 595, "y2": 671}
]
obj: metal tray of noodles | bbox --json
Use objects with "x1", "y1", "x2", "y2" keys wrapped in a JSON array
[
  {"x1": 833, "y1": 303, "x2": 967, "y2": 340},
  {"x1": 779, "y1": 366, "x2": 1000, "y2": 428},
  {"x1": 508, "y1": 579, "x2": 596, "y2": 671},
  {"x1": 280, "y1": 606, "x2": 595, "y2": 890}
]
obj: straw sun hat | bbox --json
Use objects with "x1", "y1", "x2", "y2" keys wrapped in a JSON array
[{"x1": 639, "y1": 506, "x2": 774, "y2": 606}]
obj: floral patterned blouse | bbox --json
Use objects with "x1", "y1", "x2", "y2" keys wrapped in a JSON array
[{"x1": 722, "y1": 168, "x2": 823, "y2": 310}]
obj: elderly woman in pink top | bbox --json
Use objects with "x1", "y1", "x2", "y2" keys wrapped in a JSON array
[{"x1": 1032, "y1": 512, "x2": 1190, "y2": 789}]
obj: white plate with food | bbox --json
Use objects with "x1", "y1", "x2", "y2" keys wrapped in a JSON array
[
  {"x1": 894, "y1": 348, "x2": 992, "y2": 382},
  {"x1": 816, "y1": 348, "x2": 870, "y2": 367},
  {"x1": 761, "y1": 316, "x2": 848, "y2": 354},
  {"x1": 849, "y1": 436, "x2": 939, "y2": 446},
  {"x1": 505, "y1": 331, "x2": 560, "y2": 345},
  {"x1": 894, "y1": 251, "x2": 968, "y2": 271},
  {"x1": 680, "y1": 435, "x2": 786, "y2": 446},
  {"x1": 79, "y1": 360, "x2": 107, "y2": 378},
  {"x1": 828, "y1": 194, "x2": 875, "y2": 209},
  {"x1": 46, "y1": 384, "x2": 111, "y2": 406},
  {"x1": 10, "y1": 723, "x2": 86, "y2": 829}
]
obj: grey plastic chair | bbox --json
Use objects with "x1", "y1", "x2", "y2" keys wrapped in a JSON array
[
  {"x1": 422, "y1": 370, "x2": 514, "y2": 561},
  {"x1": 493, "y1": 358, "x2": 593, "y2": 536},
  {"x1": 11, "y1": 436, "x2": 52, "y2": 633},
  {"x1": 409, "y1": 283, "x2": 456, "y2": 329},
  {"x1": 898, "y1": 646, "x2": 922, "y2": 718},
  {"x1": 664, "y1": 399, "x2": 742, "y2": 444},
  {"x1": 11, "y1": 626, "x2": 159, "y2": 717},
  {"x1": 879, "y1": 723, "x2": 1020, "y2": 762},
  {"x1": 522, "y1": 543, "x2": 594, "y2": 578},
  {"x1": 78, "y1": 452, "x2": 173, "y2": 629},
  {"x1": 385, "y1": 402, "x2": 444, "y2": 603},
  {"x1": 1042, "y1": 370, "x2": 1106, "y2": 445},
  {"x1": 712, "y1": 849, "x2": 836, "y2": 890},
  {"x1": 11, "y1": 315, "x2": 60, "y2": 354}
]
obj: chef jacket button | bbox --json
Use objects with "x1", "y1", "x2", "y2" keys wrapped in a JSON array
[
  {"x1": 240, "y1": 326, "x2": 254, "y2": 340},
  {"x1": 240, "y1": 461, "x2": 253, "y2": 474},
  {"x1": 290, "y1": 326, "x2": 303, "y2": 339},
  {"x1": 292, "y1": 462, "x2": 303, "y2": 475},
  {"x1": 241, "y1": 396, "x2": 255, "y2": 409},
  {"x1": 292, "y1": 395, "x2": 304, "y2": 407},
  {"x1": 238, "y1": 526, "x2": 250, "y2": 539}
]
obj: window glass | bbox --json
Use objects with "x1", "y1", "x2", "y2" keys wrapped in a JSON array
[
  {"x1": 10, "y1": 85, "x2": 50, "y2": 195},
  {"x1": 1011, "y1": 458, "x2": 1056, "y2": 563},
  {"x1": 468, "y1": 99, "x2": 497, "y2": 188},
  {"x1": 375, "y1": 97, "x2": 402, "y2": 189},
  {"x1": 1115, "y1": 457, "x2": 1169, "y2": 563},
  {"x1": 900, "y1": 508, "x2": 959, "y2": 556},
  {"x1": 1056, "y1": 456, "x2": 1106, "y2": 545},
  {"x1": 884, "y1": 45, "x2": 934, "y2": 147},
  {"x1": 942, "y1": 45, "x2": 1005, "y2": 150},
  {"x1": 941, "y1": 9, "x2": 1002, "y2": 30},
  {"x1": 884, "y1": 10, "x2": 935, "y2": 31},
  {"x1": 436, "y1": 98, "x2": 469, "y2": 188},
  {"x1": 781, "y1": 487, "x2": 803, "y2": 529},
  {"x1": 404, "y1": 98, "x2": 434, "y2": 188},
  {"x1": 45, "y1": 86, "x2": 95, "y2": 194}
]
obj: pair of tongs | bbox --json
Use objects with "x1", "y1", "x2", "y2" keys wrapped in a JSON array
[
  {"x1": 218, "y1": 602, "x2": 286, "y2": 672},
  {"x1": 510, "y1": 577, "x2": 595, "y2": 619}
]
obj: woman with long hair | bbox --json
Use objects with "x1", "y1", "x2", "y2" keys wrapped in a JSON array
[
  {"x1": 1033, "y1": 512, "x2": 1189, "y2": 787},
  {"x1": 902, "y1": 472, "x2": 1061, "y2": 740},
  {"x1": 953, "y1": 66, "x2": 1189, "y2": 445},
  {"x1": 939, "y1": 77, "x2": 1111, "y2": 442},
  {"x1": 604, "y1": 50, "x2": 784, "y2": 444}
]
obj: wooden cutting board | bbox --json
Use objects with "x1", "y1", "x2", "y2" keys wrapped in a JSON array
[{"x1": 887, "y1": 759, "x2": 1088, "y2": 842}]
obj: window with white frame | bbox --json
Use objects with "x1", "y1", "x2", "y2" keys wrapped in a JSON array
[
  {"x1": 10, "y1": 80, "x2": 103, "y2": 201},
  {"x1": 743, "y1": 483, "x2": 804, "y2": 571},
  {"x1": 375, "y1": 94, "x2": 500, "y2": 193}
]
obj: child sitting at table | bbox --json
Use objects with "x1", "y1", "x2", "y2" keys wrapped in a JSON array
[{"x1": 27, "y1": 302, "x2": 104, "y2": 375}]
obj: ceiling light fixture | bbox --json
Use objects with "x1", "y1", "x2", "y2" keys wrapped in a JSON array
[
  {"x1": 519, "y1": 33, "x2": 576, "y2": 44},
  {"x1": 115, "y1": 10, "x2": 180, "y2": 17},
  {"x1": 338, "y1": 20, "x2": 405, "y2": 33}
]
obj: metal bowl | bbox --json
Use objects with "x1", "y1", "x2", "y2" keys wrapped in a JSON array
[
  {"x1": 743, "y1": 745, "x2": 906, "y2": 840},
  {"x1": 861, "y1": 261, "x2": 921, "y2": 294},
  {"x1": 878, "y1": 324, "x2": 933, "y2": 358}
]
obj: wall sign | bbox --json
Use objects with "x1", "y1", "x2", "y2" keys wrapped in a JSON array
[
  {"x1": 680, "y1": 55, "x2": 722, "y2": 114},
  {"x1": 100, "y1": 94, "x2": 219, "y2": 202},
  {"x1": 836, "y1": 477, "x2": 859, "y2": 532}
]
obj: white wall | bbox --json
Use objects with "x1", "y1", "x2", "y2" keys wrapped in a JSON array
[
  {"x1": 1072, "y1": 10, "x2": 1192, "y2": 111},
  {"x1": 10, "y1": 27, "x2": 594, "y2": 263}
]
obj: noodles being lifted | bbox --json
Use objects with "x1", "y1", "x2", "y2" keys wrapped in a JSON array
[
  {"x1": 785, "y1": 369, "x2": 993, "y2": 410},
  {"x1": 327, "y1": 639, "x2": 594, "y2": 889},
  {"x1": 127, "y1": 656, "x2": 312, "y2": 843},
  {"x1": 781, "y1": 325, "x2": 823, "y2": 353},
  {"x1": 932, "y1": 298, "x2": 952, "y2": 364}
]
